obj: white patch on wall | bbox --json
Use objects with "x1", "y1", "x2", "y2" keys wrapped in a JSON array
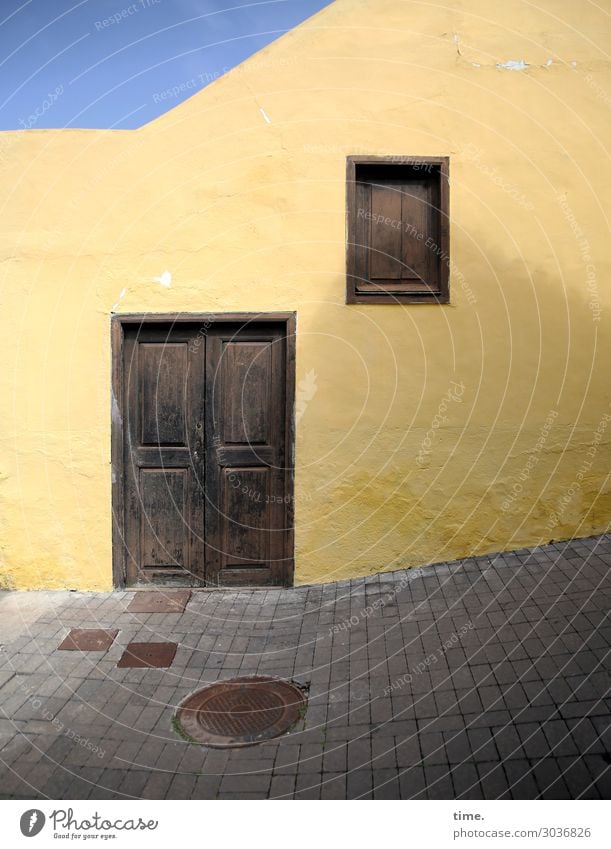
[
  {"x1": 111, "y1": 287, "x2": 127, "y2": 311},
  {"x1": 496, "y1": 59, "x2": 528, "y2": 71},
  {"x1": 154, "y1": 271, "x2": 172, "y2": 288},
  {"x1": 111, "y1": 390, "x2": 122, "y2": 428},
  {"x1": 295, "y1": 369, "x2": 318, "y2": 424},
  {"x1": 259, "y1": 107, "x2": 271, "y2": 124}
]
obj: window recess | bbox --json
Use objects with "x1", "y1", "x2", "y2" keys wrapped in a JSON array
[{"x1": 346, "y1": 156, "x2": 449, "y2": 304}]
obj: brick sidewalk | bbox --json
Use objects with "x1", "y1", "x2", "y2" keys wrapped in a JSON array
[{"x1": 0, "y1": 535, "x2": 609, "y2": 799}]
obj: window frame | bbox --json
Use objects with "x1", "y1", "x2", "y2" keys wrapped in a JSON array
[{"x1": 346, "y1": 155, "x2": 450, "y2": 304}]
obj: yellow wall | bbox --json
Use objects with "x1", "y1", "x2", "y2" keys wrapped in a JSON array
[{"x1": 0, "y1": 0, "x2": 609, "y2": 590}]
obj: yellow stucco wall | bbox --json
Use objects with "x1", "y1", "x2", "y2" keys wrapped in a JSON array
[{"x1": 0, "y1": 0, "x2": 609, "y2": 590}]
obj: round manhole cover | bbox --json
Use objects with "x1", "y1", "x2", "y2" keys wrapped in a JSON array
[{"x1": 174, "y1": 676, "x2": 307, "y2": 747}]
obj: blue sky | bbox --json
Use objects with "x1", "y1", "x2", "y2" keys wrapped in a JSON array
[{"x1": 0, "y1": 0, "x2": 331, "y2": 130}]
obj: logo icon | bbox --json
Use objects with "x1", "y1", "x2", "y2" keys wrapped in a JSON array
[{"x1": 20, "y1": 810, "x2": 45, "y2": 837}]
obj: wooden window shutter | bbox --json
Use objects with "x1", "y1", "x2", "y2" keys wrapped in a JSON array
[{"x1": 347, "y1": 157, "x2": 450, "y2": 304}]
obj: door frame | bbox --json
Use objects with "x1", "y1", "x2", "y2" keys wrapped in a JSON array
[{"x1": 111, "y1": 312, "x2": 297, "y2": 589}]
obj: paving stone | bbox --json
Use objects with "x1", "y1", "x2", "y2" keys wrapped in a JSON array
[
  {"x1": 219, "y1": 772, "x2": 271, "y2": 794},
  {"x1": 477, "y1": 762, "x2": 512, "y2": 799},
  {"x1": 167, "y1": 772, "x2": 197, "y2": 799},
  {"x1": 270, "y1": 773, "x2": 296, "y2": 798},
  {"x1": 117, "y1": 642, "x2": 178, "y2": 668},
  {"x1": 127, "y1": 591, "x2": 191, "y2": 614},
  {"x1": 451, "y1": 762, "x2": 484, "y2": 798},
  {"x1": 557, "y1": 756, "x2": 602, "y2": 799},
  {"x1": 320, "y1": 771, "x2": 347, "y2": 799},
  {"x1": 191, "y1": 772, "x2": 222, "y2": 799},
  {"x1": 398, "y1": 765, "x2": 427, "y2": 799},
  {"x1": 530, "y1": 758, "x2": 572, "y2": 799},
  {"x1": 346, "y1": 768, "x2": 373, "y2": 799},
  {"x1": 373, "y1": 768, "x2": 400, "y2": 799},
  {"x1": 58, "y1": 629, "x2": 119, "y2": 652},
  {"x1": 347, "y1": 737, "x2": 372, "y2": 771},
  {"x1": 503, "y1": 760, "x2": 540, "y2": 799},
  {"x1": 424, "y1": 764, "x2": 454, "y2": 799}
]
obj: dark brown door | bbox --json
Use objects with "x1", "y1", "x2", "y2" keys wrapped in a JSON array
[
  {"x1": 119, "y1": 319, "x2": 293, "y2": 588},
  {"x1": 204, "y1": 324, "x2": 289, "y2": 587}
]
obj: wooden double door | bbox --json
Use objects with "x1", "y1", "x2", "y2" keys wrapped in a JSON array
[{"x1": 113, "y1": 316, "x2": 295, "y2": 588}]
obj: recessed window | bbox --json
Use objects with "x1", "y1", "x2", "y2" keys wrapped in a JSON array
[{"x1": 346, "y1": 156, "x2": 449, "y2": 304}]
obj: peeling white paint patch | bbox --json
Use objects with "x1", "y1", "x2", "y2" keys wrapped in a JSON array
[
  {"x1": 295, "y1": 369, "x2": 318, "y2": 424},
  {"x1": 570, "y1": 60, "x2": 577, "y2": 67},
  {"x1": 453, "y1": 33, "x2": 459, "y2": 45},
  {"x1": 111, "y1": 287, "x2": 127, "y2": 311},
  {"x1": 111, "y1": 390, "x2": 122, "y2": 428},
  {"x1": 153, "y1": 270, "x2": 172, "y2": 288},
  {"x1": 546, "y1": 58, "x2": 553, "y2": 66},
  {"x1": 472, "y1": 63, "x2": 481, "y2": 68},
  {"x1": 259, "y1": 107, "x2": 271, "y2": 124},
  {"x1": 496, "y1": 59, "x2": 528, "y2": 71}
]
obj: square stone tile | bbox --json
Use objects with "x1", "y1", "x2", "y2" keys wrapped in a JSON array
[
  {"x1": 117, "y1": 642, "x2": 178, "y2": 668},
  {"x1": 58, "y1": 629, "x2": 119, "y2": 652},
  {"x1": 126, "y1": 591, "x2": 192, "y2": 613}
]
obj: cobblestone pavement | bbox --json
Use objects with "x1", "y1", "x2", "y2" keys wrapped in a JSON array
[{"x1": 0, "y1": 535, "x2": 609, "y2": 800}]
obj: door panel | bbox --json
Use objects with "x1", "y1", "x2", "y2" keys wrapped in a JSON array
[
  {"x1": 205, "y1": 326, "x2": 288, "y2": 587},
  {"x1": 140, "y1": 343, "x2": 188, "y2": 445},
  {"x1": 369, "y1": 183, "x2": 402, "y2": 280},
  {"x1": 139, "y1": 468, "x2": 188, "y2": 568},
  {"x1": 223, "y1": 466, "x2": 270, "y2": 563},
  {"x1": 222, "y1": 342, "x2": 271, "y2": 444},
  {"x1": 119, "y1": 319, "x2": 293, "y2": 588},
  {"x1": 123, "y1": 325, "x2": 206, "y2": 586}
]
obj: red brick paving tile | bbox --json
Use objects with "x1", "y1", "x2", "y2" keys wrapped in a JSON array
[
  {"x1": 58, "y1": 629, "x2": 118, "y2": 652},
  {"x1": 117, "y1": 642, "x2": 178, "y2": 668},
  {"x1": 126, "y1": 591, "x2": 191, "y2": 614}
]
